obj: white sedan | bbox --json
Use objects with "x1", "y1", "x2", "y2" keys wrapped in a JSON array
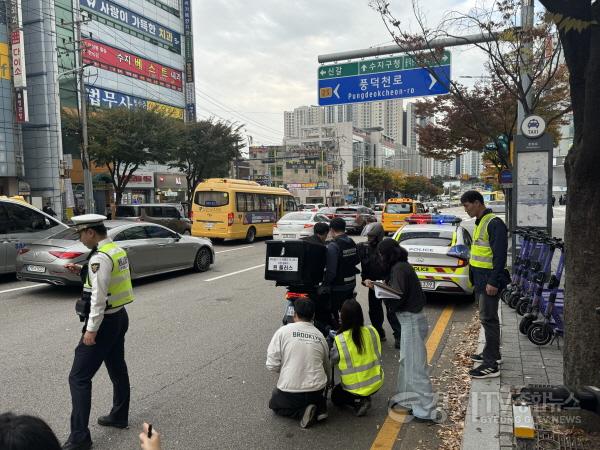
[{"x1": 272, "y1": 212, "x2": 330, "y2": 240}]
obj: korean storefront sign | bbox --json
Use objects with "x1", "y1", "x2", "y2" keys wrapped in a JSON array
[
  {"x1": 82, "y1": 39, "x2": 183, "y2": 91},
  {"x1": 86, "y1": 86, "x2": 184, "y2": 120},
  {"x1": 80, "y1": 0, "x2": 181, "y2": 53}
]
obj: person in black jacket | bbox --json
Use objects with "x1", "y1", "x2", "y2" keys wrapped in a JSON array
[
  {"x1": 358, "y1": 223, "x2": 402, "y2": 348},
  {"x1": 461, "y1": 190, "x2": 509, "y2": 379},
  {"x1": 301, "y1": 222, "x2": 333, "y2": 332},
  {"x1": 322, "y1": 218, "x2": 360, "y2": 326},
  {"x1": 364, "y1": 238, "x2": 439, "y2": 422}
]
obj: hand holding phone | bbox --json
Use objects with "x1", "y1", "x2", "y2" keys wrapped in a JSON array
[{"x1": 140, "y1": 422, "x2": 160, "y2": 450}]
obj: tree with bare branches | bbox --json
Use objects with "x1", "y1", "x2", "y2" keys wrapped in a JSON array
[
  {"x1": 372, "y1": 0, "x2": 600, "y2": 388},
  {"x1": 370, "y1": 0, "x2": 569, "y2": 168}
]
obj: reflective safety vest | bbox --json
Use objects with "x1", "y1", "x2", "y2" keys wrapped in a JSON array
[
  {"x1": 334, "y1": 326, "x2": 384, "y2": 396},
  {"x1": 84, "y1": 242, "x2": 134, "y2": 309},
  {"x1": 470, "y1": 212, "x2": 497, "y2": 269}
]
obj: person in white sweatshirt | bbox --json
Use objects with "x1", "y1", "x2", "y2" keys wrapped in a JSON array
[{"x1": 266, "y1": 298, "x2": 331, "y2": 428}]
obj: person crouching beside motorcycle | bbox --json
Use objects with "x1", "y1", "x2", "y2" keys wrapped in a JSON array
[
  {"x1": 330, "y1": 298, "x2": 383, "y2": 416},
  {"x1": 266, "y1": 298, "x2": 331, "y2": 428}
]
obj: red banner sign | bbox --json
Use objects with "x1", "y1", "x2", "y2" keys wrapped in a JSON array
[{"x1": 82, "y1": 39, "x2": 182, "y2": 92}]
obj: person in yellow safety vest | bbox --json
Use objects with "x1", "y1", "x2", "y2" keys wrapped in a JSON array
[
  {"x1": 460, "y1": 191, "x2": 509, "y2": 380},
  {"x1": 330, "y1": 298, "x2": 383, "y2": 417},
  {"x1": 62, "y1": 214, "x2": 134, "y2": 450}
]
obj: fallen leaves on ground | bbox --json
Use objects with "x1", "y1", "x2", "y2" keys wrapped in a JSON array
[{"x1": 436, "y1": 313, "x2": 480, "y2": 450}]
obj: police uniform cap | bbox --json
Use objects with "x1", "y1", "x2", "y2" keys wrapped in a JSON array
[{"x1": 71, "y1": 214, "x2": 107, "y2": 231}]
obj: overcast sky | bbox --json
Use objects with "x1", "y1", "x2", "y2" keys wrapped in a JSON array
[{"x1": 191, "y1": 0, "x2": 489, "y2": 146}]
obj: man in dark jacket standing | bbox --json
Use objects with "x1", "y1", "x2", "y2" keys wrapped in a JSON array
[
  {"x1": 461, "y1": 191, "x2": 509, "y2": 379},
  {"x1": 322, "y1": 218, "x2": 359, "y2": 325},
  {"x1": 358, "y1": 223, "x2": 402, "y2": 348},
  {"x1": 301, "y1": 222, "x2": 332, "y2": 333}
]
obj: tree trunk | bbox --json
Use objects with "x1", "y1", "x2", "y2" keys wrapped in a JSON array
[
  {"x1": 115, "y1": 190, "x2": 123, "y2": 206},
  {"x1": 562, "y1": 15, "x2": 600, "y2": 388}
]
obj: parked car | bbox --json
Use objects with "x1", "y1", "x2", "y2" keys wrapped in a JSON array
[
  {"x1": 317, "y1": 205, "x2": 376, "y2": 233},
  {"x1": 0, "y1": 197, "x2": 68, "y2": 274},
  {"x1": 114, "y1": 203, "x2": 191, "y2": 234},
  {"x1": 272, "y1": 212, "x2": 331, "y2": 240},
  {"x1": 16, "y1": 221, "x2": 214, "y2": 286},
  {"x1": 300, "y1": 203, "x2": 325, "y2": 212},
  {"x1": 372, "y1": 203, "x2": 385, "y2": 222},
  {"x1": 392, "y1": 214, "x2": 474, "y2": 297}
]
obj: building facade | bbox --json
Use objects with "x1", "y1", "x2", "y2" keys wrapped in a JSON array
[{"x1": 2, "y1": 0, "x2": 195, "y2": 216}]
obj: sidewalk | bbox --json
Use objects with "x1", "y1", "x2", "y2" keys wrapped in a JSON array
[{"x1": 462, "y1": 300, "x2": 564, "y2": 450}]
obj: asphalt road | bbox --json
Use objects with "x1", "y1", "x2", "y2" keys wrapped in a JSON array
[{"x1": 0, "y1": 209, "x2": 564, "y2": 449}]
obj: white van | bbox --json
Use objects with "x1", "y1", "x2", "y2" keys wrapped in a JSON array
[{"x1": 0, "y1": 198, "x2": 68, "y2": 274}]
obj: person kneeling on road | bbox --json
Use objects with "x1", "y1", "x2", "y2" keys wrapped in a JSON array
[
  {"x1": 330, "y1": 298, "x2": 383, "y2": 416},
  {"x1": 266, "y1": 298, "x2": 331, "y2": 428}
]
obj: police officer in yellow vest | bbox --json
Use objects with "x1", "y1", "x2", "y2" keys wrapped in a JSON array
[
  {"x1": 461, "y1": 191, "x2": 509, "y2": 380},
  {"x1": 62, "y1": 215, "x2": 134, "y2": 450},
  {"x1": 330, "y1": 298, "x2": 383, "y2": 416}
]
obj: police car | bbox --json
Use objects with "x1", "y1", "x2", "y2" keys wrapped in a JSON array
[{"x1": 392, "y1": 214, "x2": 474, "y2": 296}]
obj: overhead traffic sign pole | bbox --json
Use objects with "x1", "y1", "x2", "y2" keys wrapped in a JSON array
[{"x1": 317, "y1": 32, "x2": 500, "y2": 63}]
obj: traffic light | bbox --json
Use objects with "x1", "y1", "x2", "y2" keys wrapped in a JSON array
[{"x1": 483, "y1": 134, "x2": 510, "y2": 163}]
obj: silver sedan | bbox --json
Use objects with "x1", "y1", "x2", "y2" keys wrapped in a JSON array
[{"x1": 16, "y1": 221, "x2": 215, "y2": 286}]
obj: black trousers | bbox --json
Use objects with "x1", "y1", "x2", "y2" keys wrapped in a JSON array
[
  {"x1": 477, "y1": 290, "x2": 501, "y2": 366},
  {"x1": 330, "y1": 384, "x2": 368, "y2": 407},
  {"x1": 368, "y1": 289, "x2": 402, "y2": 339},
  {"x1": 330, "y1": 289, "x2": 355, "y2": 327},
  {"x1": 68, "y1": 308, "x2": 130, "y2": 443},
  {"x1": 268, "y1": 388, "x2": 326, "y2": 419}
]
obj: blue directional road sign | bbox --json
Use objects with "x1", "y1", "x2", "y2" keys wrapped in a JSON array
[{"x1": 318, "y1": 54, "x2": 451, "y2": 106}]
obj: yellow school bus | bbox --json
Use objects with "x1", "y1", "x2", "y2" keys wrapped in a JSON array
[
  {"x1": 382, "y1": 197, "x2": 426, "y2": 234},
  {"x1": 191, "y1": 178, "x2": 297, "y2": 242}
]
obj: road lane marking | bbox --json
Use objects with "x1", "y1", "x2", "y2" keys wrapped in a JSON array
[
  {"x1": 370, "y1": 304, "x2": 454, "y2": 450},
  {"x1": 0, "y1": 284, "x2": 46, "y2": 295},
  {"x1": 204, "y1": 264, "x2": 265, "y2": 282},
  {"x1": 215, "y1": 246, "x2": 253, "y2": 254}
]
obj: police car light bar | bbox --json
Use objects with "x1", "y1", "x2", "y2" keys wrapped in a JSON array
[{"x1": 405, "y1": 214, "x2": 462, "y2": 225}]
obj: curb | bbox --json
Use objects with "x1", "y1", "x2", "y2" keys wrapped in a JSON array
[{"x1": 462, "y1": 303, "x2": 512, "y2": 450}]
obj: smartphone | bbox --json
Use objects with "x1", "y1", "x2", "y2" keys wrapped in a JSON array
[{"x1": 148, "y1": 424, "x2": 153, "y2": 438}]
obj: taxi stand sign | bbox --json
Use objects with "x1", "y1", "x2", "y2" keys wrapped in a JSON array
[{"x1": 318, "y1": 52, "x2": 451, "y2": 106}]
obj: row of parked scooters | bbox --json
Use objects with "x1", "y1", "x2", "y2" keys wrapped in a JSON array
[{"x1": 501, "y1": 227, "x2": 565, "y2": 346}]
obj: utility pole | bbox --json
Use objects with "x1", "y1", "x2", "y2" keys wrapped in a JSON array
[{"x1": 72, "y1": 10, "x2": 94, "y2": 214}]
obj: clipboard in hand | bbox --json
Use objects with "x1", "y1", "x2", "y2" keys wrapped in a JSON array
[{"x1": 373, "y1": 281, "x2": 403, "y2": 300}]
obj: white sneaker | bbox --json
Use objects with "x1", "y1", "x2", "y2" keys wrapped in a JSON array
[{"x1": 300, "y1": 404, "x2": 317, "y2": 428}]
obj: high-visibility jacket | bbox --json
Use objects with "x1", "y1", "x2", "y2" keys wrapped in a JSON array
[
  {"x1": 84, "y1": 242, "x2": 134, "y2": 309},
  {"x1": 334, "y1": 326, "x2": 384, "y2": 396},
  {"x1": 470, "y1": 212, "x2": 497, "y2": 269}
]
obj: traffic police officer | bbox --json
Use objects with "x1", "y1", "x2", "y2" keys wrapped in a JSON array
[
  {"x1": 322, "y1": 217, "x2": 360, "y2": 325},
  {"x1": 62, "y1": 215, "x2": 134, "y2": 450}
]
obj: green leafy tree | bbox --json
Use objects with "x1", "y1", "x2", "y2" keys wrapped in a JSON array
[
  {"x1": 169, "y1": 119, "x2": 244, "y2": 204},
  {"x1": 398, "y1": 175, "x2": 442, "y2": 198},
  {"x1": 63, "y1": 107, "x2": 180, "y2": 205},
  {"x1": 347, "y1": 166, "x2": 395, "y2": 200}
]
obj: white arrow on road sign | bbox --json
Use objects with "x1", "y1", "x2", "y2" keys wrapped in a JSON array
[
  {"x1": 320, "y1": 69, "x2": 326, "y2": 76},
  {"x1": 429, "y1": 73, "x2": 438, "y2": 90},
  {"x1": 334, "y1": 84, "x2": 340, "y2": 99},
  {"x1": 361, "y1": 64, "x2": 367, "y2": 71}
]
